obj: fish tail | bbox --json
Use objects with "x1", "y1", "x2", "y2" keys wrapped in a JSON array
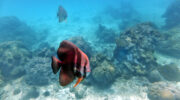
[{"x1": 51, "y1": 56, "x2": 62, "y2": 74}]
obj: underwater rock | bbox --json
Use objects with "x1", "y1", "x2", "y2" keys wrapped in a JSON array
[
  {"x1": 114, "y1": 22, "x2": 160, "y2": 76},
  {"x1": 43, "y1": 91, "x2": 50, "y2": 97},
  {"x1": 95, "y1": 24, "x2": 117, "y2": 43},
  {"x1": 104, "y1": 3, "x2": 141, "y2": 30},
  {"x1": 22, "y1": 87, "x2": 40, "y2": 100},
  {"x1": 0, "y1": 70, "x2": 4, "y2": 86},
  {"x1": 90, "y1": 53, "x2": 107, "y2": 70},
  {"x1": 68, "y1": 36, "x2": 93, "y2": 58},
  {"x1": 24, "y1": 57, "x2": 54, "y2": 86},
  {"x1": 156, "y1": 27, "x2": 180, "y2": 58},
  {"x1": 158, "y1": 63, "x2": 180, "y2": 81},
  {"x1": 162, "y1": 0, "x2": 180, "y2": 29},
  {"x1": 148, "y1": 82, "x2": 180, "y2": 100},
  {"x1": 0, "y1": 41, "x2": 31, "y2": 80},
  {"x1": 34, "y1": 42, "x2": 56, "y2": 58},
  {"x1": 0, "y1": 16, "x2": 40, "y2": 47},
  {"x1": 13, "y1": 89, "x2": 21, "y2": 95},
  {"x1": 147, "y1": 69, "x2": 164, "y2": 83},
  {"x1": 70, "y1": 84, "x2": 87, "y2": 99},
  {"x1": 92, "y1": 60, "x2": 117, "y2": 88},
  {"x1": 10, "y1": 67, "x2": 26, "y2": 79}
]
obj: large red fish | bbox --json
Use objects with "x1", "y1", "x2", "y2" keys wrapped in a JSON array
[{"x1": 51, "y1": 40, "x2": 90, "y2": 87}]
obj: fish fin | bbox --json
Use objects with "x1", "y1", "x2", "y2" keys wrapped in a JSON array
[
  {"x1": 60, "y1": 68, "x2": 75, "y2": 86},
  {"x1": 73, "y1": 77, "x2": 83, "y2": 88},
  {"x1": 51, "y1": 56, "x2": 62, "y2": 74}
]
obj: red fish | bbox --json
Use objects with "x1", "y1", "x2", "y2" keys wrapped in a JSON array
[{"x1": 51, "y1": 40, "x2": 90, "y2": 87}]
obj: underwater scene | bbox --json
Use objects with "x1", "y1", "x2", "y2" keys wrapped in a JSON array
[{"x1": 0, "y1": 0, "x2": 180, "y2": 100}]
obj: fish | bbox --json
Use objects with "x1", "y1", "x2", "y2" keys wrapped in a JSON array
[
  {"x1": 51, "y1": 40, "x2": 90, "y2": 87},
  {"x1": 57, "y1": 6, "x2": 68, "y2": 23}
]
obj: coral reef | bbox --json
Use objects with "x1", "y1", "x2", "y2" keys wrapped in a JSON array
[
  {"x1": 162, "y1": 0, "x2": 180, "y2": 29},
  {"x1": 90, "y1": 54, "x2": 118, "y2": 88},
  {"x1": 156, "y1": 27, "x2": 180, "y2": 58},
  {"x1": 0, "y1": 16, "x2": 48, "y2": 47},
  {"x1": 34, "y1": 42, "x2": 56, "y2": 58},
  {"x1": 148, "y1": 82, "x2": 180, "y2": 100},
  {"x1": 95, "y1": 24, "x2": 117, "y2": 43},
  {"x1": 104, "y1": 3, "x2": 141, "y2": 30},
  {"x1": 68, "y1": 36, "x2": 93, "y2": 58},
  {"x1": 24, "y1": 57, "x2": 55, "y2": 86},
  {"x1": 0, "y1": 41, "x2": 31, "y2": 80},
  {"x1": 114, "y1": 22, "x2": 160, "y2": 76},
  {"x1": 147, "y1": 69, "x2": 164, "y2": 83},
  {"x1": 158, "y1": 63, "x2": 180, "y2": 81}
]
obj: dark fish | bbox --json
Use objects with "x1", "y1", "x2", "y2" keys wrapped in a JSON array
[
  {"x1": 51, "y1": 40, "x2": 90, "y2": 87},
  {"x1": 57, "y1": 6, "x2": 68, "y2": 22}
]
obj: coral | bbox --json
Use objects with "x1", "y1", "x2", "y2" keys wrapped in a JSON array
[
  {"x1": 162, "y1": 0, "x2": 180, "y2": 29},
  {"x1": 158, "y1": 63, "x2": 180, "y2": 81},
  {"x1": 68, "y1": 36, "x2": 93, "y2": 58},
  {"x1": 95, "y1": 24, "x2": 117, "y2": 43},
  {"x1": 24, "y1": 57, "x2": 54, "y2": 86},
  {"x1": 92, "y1": 60, "x2": 117, "y2": 88},
  {"x1": 104, "y1": 3, "x2": 141, "y2": 30},
  {"x1": 148, "y1": 82, "x2": 180, "y2": 100},
  {"x1": 0, "y1": 41, "x2": 31, "y2": 80},
  {"x1": 147, "y1": 69, "x2": 164, "y2": 83},
  {"x1": 114, "y1": 22, "x2": 160, "y2": 76},
  {"x1": 0, "y1": 16, "x2": 48, "y2": 47},
  {"x1": 90, "y1": 53, "x2": 108, "y2": 70},
  {"x1": 34, "y1": 42, "x2": 56, "y2": 58},
  {"x1": 156, "y1": 27, "x2": 180, "y2": 58}
]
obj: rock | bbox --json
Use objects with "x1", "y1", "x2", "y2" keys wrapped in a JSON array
[
  {"x1": 24, "y1": 57, "x2": 54, "y2": 86},
  {"x1": 43, "y1": 91, "x2": 50, "y2": 97},
  {"x1": 13, "y1": 89, "x2": 21, "y2": 95},
  {"x1": 90, "y1": 53, "x2": 108, "y2": 70},
  {"x1": 147, "y1": 69, "x2": 164, "y2": 83},
  {"x1": 0, "y1": 70, "x2": 4, "y2": 86},
  {"x1": 22, "y1": 87, "x2": 40, "y2": 100},
  {"x1": 104, "y1": 4, "x2": 140, "y2": 30},
  {"x1": 68, "y1": 36, "x2": 93, "y2": 58},
  {"x1": 0, "y1": 41, "x2": 31, "y2": 80},
  {"x1": 95, "y1": 24, "x2": 117, "y2": 43},
  {"x1": 158, "y1": 63, "x2": 180, "y2": 81},
  {"x1": 0, "y1": 16, "x2": 49, "y2": 48},
  {"x1": 34, "y1": 42, "x2": 56, "y2": 58},
  {"x1": 114, "y1": 22, "x2": 160, "y2": 76},
  {"x1": 148, "y1": 82, "x2": 180, "y2": 100},
  {"x1": 162, "y1": 0, "x2": 180, "y2": 29},
  {"x1": 10, "y1": 67, "x2": 26, "y2": 79},
  {"x1": 156, "y1": 27, "x2": 180, "y2": 58},
  {"x1": 70, "y1": 84, "x2": 87, "y2": 99},
  {"x1": 92, "y1": 60, "x2": 117, "y2": 88}
]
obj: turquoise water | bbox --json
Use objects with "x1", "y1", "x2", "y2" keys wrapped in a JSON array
[{"x1": 0, "y1": 0, "x2": 180, "y2": 100}]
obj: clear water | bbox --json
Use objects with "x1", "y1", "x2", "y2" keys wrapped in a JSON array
[{"x1": 0, "y1": 0, "x2": 180, "y2": 100}]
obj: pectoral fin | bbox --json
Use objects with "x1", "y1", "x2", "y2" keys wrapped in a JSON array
[
  {"x1": 73, "y1": 77, "x2": 83, "y2": 88},
  {"x1": 51, "y1": 56, "x2": 62, "y2": 74}
]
